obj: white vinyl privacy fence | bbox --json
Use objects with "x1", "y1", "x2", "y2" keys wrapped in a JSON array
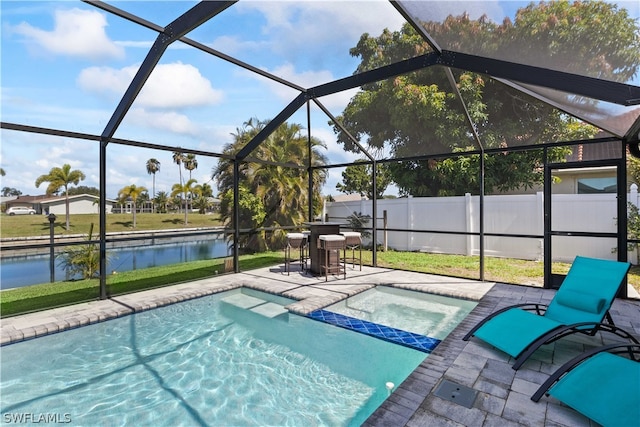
[{"x1": 326, "y1": 189, "x2": 639, "y2": 263}]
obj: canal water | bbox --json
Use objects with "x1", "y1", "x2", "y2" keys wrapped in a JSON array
[{"x1": 1, "y1": 237, "x2": 230, "y2": 290}]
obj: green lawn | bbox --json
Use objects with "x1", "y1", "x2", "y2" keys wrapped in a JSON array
[
  {"x1": 2, "y1": 216, "x2": 638, "y2": 317},
  {"x1": 0, "y1": 252, "x2": 283, "y2": 317},
  {"x1": 0, "y1": 213, "x2": 223, "y2": 238},
  {"x1": 2, "y1": 250, "x2": 638, "y2": 318}
]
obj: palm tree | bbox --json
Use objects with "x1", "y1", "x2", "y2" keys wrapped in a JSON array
[
  {"x1": 253, "y1": 121, "x2": 324, "y2": 229},
  {"x1": 184, "y1": 154, "x2": 198, "y2": 180},
  {"x1": 117, "y1": 184, "x2": 148, "y2": 228},
  {"x1": 193, "y1": 183, "x2": 214, "y2": 213},
  {"x1": 56, "y1": 223, "x2": 108, "y2": 279},
  {"x1": 191, "y1": 185, "x2": 206, "y2": 214},
  {"x1": 172, "y1": 150, "x2": 185, "y2": 182},
  {"x1": 184, "y1": 154, "x2": 198, "y2": 211},
  {"x1": 154, "y1": 191, "x2": 169, "y2": 213},
  {"x1": 199, "y1": 182, "x2": 214, "y2": 198},
  {"x1": 35, "y1": 164, "x2": 86, "y2": 230},
  {"x1": 171, "y1": 178, "x2": 197, "y2": 225},
  {"x1": 212, "y1": 118, "x2": 327, "y2": 251},
  {"x1": 172, "y1": 150, "x2": 185, "y2": 212},
  {"x1": 146, "y1": 158, "x2": 160, "y2": 213}
]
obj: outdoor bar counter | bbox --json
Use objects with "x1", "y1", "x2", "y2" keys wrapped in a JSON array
[{"x1": 303, "y1": 222, "x2": 345, "y2": 275}]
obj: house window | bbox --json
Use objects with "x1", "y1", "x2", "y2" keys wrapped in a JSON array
[{"x1": 577, "y1": 177, "x2": 616, "y2": 194}]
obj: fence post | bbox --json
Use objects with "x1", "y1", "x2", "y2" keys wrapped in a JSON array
[
  {"x1": 383, "y1": 210, "x2": 388, "y2": 251},
  {"x1": 48, "y1": 213, "x2": 57, "y2": 283},
  {"x1": 536, "y1": 192, "x2": 544, "y2": 261},
  {"x1": 630, "y1": 185, "x2": 638, "y2": 265},
  {"x1": 407, "y1": 196, "x2": 413, "y2": 251},
  {"x1": 465, "y1": 193, "x2": 473, "y2": 256}
]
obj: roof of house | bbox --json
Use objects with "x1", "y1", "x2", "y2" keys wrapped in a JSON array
[
  {"x1": 4, "y1": 195, "x2": 52, "y2": 205},
  {"x1": 4, "y1": 194, "x2": 116, "y2": 206},
  {"x1": 39, "y1": 194, "x2": 117, "y2": 205},
  {"x1": 566, "y1": 139, "x2": 623, "y2": 163}
]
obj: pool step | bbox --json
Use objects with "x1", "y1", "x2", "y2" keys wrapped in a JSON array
[
  {"x1": 222, "y1": 293, "x2": 288, "y2": 318},
  {"x1": 250, "y1": 302, "x2": 288, "y2": 318},
  {"x1": 307, "y1": 309, "x2": 441, "y2": 353},
  {"x1": 222, "y1": 293, "x2": 265, "y2": 309}
]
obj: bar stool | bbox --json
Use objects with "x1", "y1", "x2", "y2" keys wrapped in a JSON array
[
  {"x1": 340, "y1": 231, "x2": 362, "y2": 270},
  {"x1": 301, "y1": 230, "x2": 311, "y2": 271},
  {"x1": 318, "y1": 234, "x2": 346, "y2": 281},
  {"x1": 284, "y1": 233, "x2": 305, "y2": 275}
]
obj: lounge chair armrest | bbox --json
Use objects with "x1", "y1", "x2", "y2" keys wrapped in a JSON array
[
  {"x1": 531, "y1": 344, "x2": 640, "y2": 402},
  {"x1": 518, "y1": 303, "x2": 549, "y2": 315},
  {"x1": 462, "y1": 303, "x2": 548, "y2": 341}
]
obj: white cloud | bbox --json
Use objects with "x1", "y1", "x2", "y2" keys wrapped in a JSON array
[
  {"x1": 244, "y1": 1, "x2": 405, "y2": 43},
  {"x1": 141, "y1": 62, "x2": 225, "y2": 108},
  {"x1": 127, "y1": 108, "x2": 199, "y2": 136},
  {"x1": 313, "y1": 127, "x2": 361, "y2": 163},
  {"x1": 243, "y1": 61, "x2": 358, "y2": 112},
  {"x1": 77, "y1": 62, "x2": 224, "y2": 109},
  {"x1": 195, "y1": 124, "x2": 237, "y2": 153},
  {"x1": 115, "y1": 40, "x2": 153, "y2": 49},
  {"x1": 315, "y1": 89, "x2": 359, "y2": 112},
  {"x1": 396, "y1": 0, "x2": 506, "y2": 24},
  {"x1": 256, "y1": 62, "x2": 333, "y2": 99},
  {"x1": 3, "y1": 136, "x2": 97, "y2": 195},
  {"x1": 239, "y1": 1, "x2": 405, "y2": 59},
  {"x1": 273, "y1": 63, "x2": 334, "y2": 87},
  {"x1": 106, "y1": 166, "x2": 141, "y2": 190},
  {"x1": 210, "y1": 35, "x2": 268, "y2": 55},
  {"x1": 12, "y1": 8, "x2": 124, "y2": 60}
]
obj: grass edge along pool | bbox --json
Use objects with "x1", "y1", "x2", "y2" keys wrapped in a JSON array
[{"x1": 1, "y1": 288, "x2": 428, "y2": 426}]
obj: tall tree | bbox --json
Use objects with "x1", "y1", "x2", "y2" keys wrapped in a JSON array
[
  {"x1": 146, "y1": 158, "x2": 161, "y2": 213},
  {"x1": 184, "y1": 154, "x2": 198, "y2": 210},
  {"x1": 2, "y1": 187, "x2": 22, "y2": 197},
  {"x1": 35, "y1": 164, "x2": 86, "y2": 230},
  {"x1": 154, "y1": 191, "x2": 169, "y2": 214},
  {"x1": 212, "y1": 118, "x2": 327, "y2": 252},
  {"x1": 336, "y1": 160, "x2": 392, "y2": 199},
  {"x1": 184, "y1": 154, "x2": 198, "y2": 180},
  {"x1": 192, "y1": 184, "x2": 212, "y2": 214},
  {"x1": 171, "y1": 178, "x2": 197, "y2": 225},
  {"x1": 333, "y1": 2, "x2": 639, "y2": 196},
  {"x1": 172, "y1": 150, "x2": 185, "y2": 187},
  {"x1": 198, "y1": 182, "x2": 214, "y2": 198},
  {"x1": 66, "y1": 186, "x2": 100, "y2": 196},
  {"x1": 117, "y1": 184, "x2": 148, "y2": 228}
]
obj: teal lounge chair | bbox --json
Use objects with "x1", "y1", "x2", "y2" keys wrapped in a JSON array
[
  {"x1": 532, "y1": 344, "x2": 640, "y2": 427},
  {"x1": 463, "y1": 256, "x2": 638, "y2": 369}
]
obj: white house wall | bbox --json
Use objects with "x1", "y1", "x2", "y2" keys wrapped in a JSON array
[{"x1": 47, "y1": 198, "x2": 113, "y2": 215}]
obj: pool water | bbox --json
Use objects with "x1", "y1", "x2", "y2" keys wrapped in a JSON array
[
  {"x1": 325, "y1": 286, "x2": 477, "y2": 340},
  {"x1": 1, "y1": 288, "x2": 427, "y2": 426}
]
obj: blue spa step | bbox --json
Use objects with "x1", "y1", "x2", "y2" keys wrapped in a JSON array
[{"x1": 307, "y1": 309, "x2": 441, "y2": 353}]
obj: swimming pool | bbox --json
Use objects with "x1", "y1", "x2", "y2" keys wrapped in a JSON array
[
  {"x1": 322, "y1": 286, "x2": 477, "y2": 340},
  {"x1": 1, "y1": 288, "x2": 428, "y2": 426}
]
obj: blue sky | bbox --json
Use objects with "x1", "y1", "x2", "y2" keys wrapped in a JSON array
[{"x1": 1, "y1": 1, "x2": 638, "y2": 200}]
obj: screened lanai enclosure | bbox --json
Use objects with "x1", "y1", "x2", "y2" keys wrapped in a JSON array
[{"x1": 1, "y1": 1, "x2": 640, "y2": 311}]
